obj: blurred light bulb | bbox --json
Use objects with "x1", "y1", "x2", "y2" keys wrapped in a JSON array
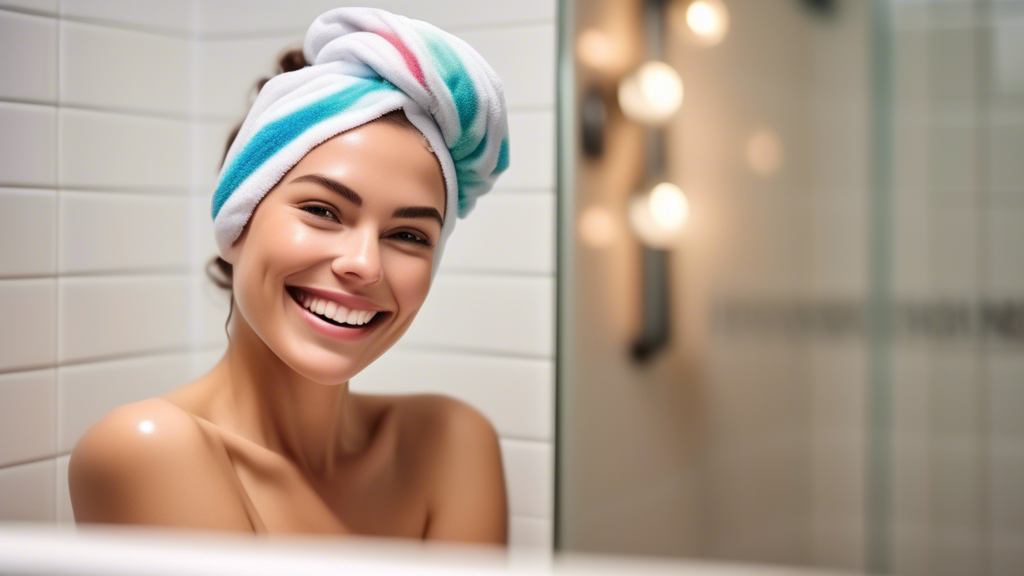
[
  {"x1": 578, "y1": 206, "x2": 618, "y2": 248},
  {"x1": 684, "y1": 0, "x2": 729, "y2": 47},
  {"x1": 577, "y1": 29, "x2": 616, "y2": 70},
  {"x1": 618, "y1": 61, "x2": 684, "y2": 126},
  {"x1": 745, "y1": 127, "x2": 784, "y2": 176},
  {"x1": 629, "y1": 182, "x2": 690, "y2": 248},
  {"x1": 650, "y1": 182, "x2": 689, "y2": 230}
]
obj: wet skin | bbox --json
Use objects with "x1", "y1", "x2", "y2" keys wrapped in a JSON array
[{"x1": 68, "y1": 119, "x2": 508, "y2": 543}]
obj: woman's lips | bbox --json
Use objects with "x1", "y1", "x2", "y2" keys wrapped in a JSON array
[{"x1": 286, "y1": 287, "x2": 386, "y2": 340}]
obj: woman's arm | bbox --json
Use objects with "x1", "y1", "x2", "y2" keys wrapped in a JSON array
[
  {"x1": 422, "y1": 399, "x2": 508, "y2": 544},
  {"x1": 68, "y1": 399, "x2": 254, "y2": 531}
]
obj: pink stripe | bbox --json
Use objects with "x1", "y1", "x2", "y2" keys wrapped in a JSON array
[{"x1": 378, "y1": 29, "x2": 426, "y2": 88}]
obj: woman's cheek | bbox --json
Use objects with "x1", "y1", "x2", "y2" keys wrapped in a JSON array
[{"x1": 385, "y1": 251, "x2": 434, "y2": 309}]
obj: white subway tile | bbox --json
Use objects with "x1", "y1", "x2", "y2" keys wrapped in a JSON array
[
  {"x1": 191, "y1": 196, "x2": 219, "y2": 267},
  {"x1": 455, "y1": 23, "x2": 555, "y2": 110},
  {"x1": 0, "y1": 458, "x2": 55, "y2": 522},
  {"x1": 191, "y1": 275, "x2": 231, "y2": 349},
  {"x1": 55, "y1": 454, "x2": 72, "y2": 524},
  {"x1": 59, "y1": 191, "x2": 189, "y2": 273},
  {"x1": 0, "y1": 1, "x2": 55, "y2": 14},
  {"x1": 500, "y1": 438, "x2": 552, "y2": 519},
  {"x1": 0, "y1": 189, "x2": 56, "y2": 277},
  {"x1": 195, "y1": 35, "x2": 302, "y2": 119},
  {"x1": 58, "y1": 275, "x2": 190, "y2": 364},
  {"x1": 403, "y1": 274, "x2": 554, "y2": 357},
  {"x1": 509, "y1": 516, "x2": 552, "y2": 549},
  {"x1": 60, "y1": 22, "x2": 189, "y2": 115},
  {"x1": 0, "y1": 369, "x2": 55, "y2": 467},
  {"x1": 0, "y1": 102, "x2": 56, "y2": 187},
  {"x1": 195, "y1": 0, "x2": 556, "y2": 36},
  {"x1": 352, "y1": 349, "x2": 553, "y2": 440},
  {"x1": 189, "y1": 347, "x2": 225, "y2": 381},
  {"x1": 61, "y1": 0, "x2": 193, "y2": 34},
  {"x1": 0, "y1": 10, "x2": 57, "y2": 102},
  {"x1": 0, "y1": 279, "x2": 55, "y2": 372},
  {"x1": 191, "y1": 121, "x2": 235, "y2": 194},
  {"x1": 440, "y1": 192, "x2": 555, "y2": 275},
  {"x1": 58, "y1": 352, "x2": 195, "y2": 451},
  {"x1": 497, "y1": 111, "x2": 554, "y2": 190},
  {"x1": 59, "y1": 108, "x2": 189, "y2": 191}
]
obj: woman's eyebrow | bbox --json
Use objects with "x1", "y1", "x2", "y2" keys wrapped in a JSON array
[
  {"x1": 393, "y1": 206, "x2": 444, "y2": 227},
  {"x1": 289, "y1": 174, "x2": 362, "y2": 206}
]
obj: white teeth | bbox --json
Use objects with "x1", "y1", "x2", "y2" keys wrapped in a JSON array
[
  {"x1": 297, "y1": 289, "x2": 378, "y2": 326},
  {"x1": 331, "y1": 304, "x2": 350, "y2": 323}
]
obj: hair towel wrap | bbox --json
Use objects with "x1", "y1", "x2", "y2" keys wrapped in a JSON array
[{"x1": 211, "y1": 7, "x2": 510, "y2": 275}]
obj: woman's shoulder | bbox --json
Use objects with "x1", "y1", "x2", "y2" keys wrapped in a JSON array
[
  {"x1": 365, "y1": 393, "x2": 507, "y2": 543},
  {"x1": 365, "y1": 393, "x2": 499, "y2": 446},
  {"x1": 68, "y1": 398, "x2": 253, "y2": 529},
  {"x1": 70, "y1": 398, "x2": 209, "y2": 469}
]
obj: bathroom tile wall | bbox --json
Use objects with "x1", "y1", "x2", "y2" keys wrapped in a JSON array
[
  {"x1": 0, "y1": 0, "x2": 557, "y2": 549},
  {"x1": 0, "y1": 0, "x2": 197, "y2": 530}
]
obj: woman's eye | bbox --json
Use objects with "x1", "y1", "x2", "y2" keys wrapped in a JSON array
[
  {"x1": 391, "y1": 230, "x2": 431, "y2": 246},
  {"x1": 301, "y1": 204, "x2": 339, "y2": 222}
]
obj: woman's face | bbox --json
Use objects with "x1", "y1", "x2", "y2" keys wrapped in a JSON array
[{"x1": 225, "y1": 119, "x2": 446, "y2": 384}]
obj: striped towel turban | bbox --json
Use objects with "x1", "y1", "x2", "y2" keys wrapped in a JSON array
[{"x1": 211, "y1": 7, "x2": 510, "y2": 275}]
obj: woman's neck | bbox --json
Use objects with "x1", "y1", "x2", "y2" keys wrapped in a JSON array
[{"x1": 204, "y1": 309, "x2": 369, "y2": 480}]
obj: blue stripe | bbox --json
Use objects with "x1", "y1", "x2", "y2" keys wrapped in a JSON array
[{"x1": 212, "y1": 78, "x2": 391, "y2": 219}]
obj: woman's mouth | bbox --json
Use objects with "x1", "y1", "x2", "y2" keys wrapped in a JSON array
[{"x1": 286, "y1": 286, "x2": 387, "y2": 331}]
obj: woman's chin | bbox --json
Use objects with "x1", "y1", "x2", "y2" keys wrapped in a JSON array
[{"x1": 277, "y1": 348, "x2": 371, "y2": 385}]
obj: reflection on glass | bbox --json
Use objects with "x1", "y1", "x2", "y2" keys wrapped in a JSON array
[
  {"x1": 578, "y1": 206, "x2": 619, "y2": 249},
  {"x1": 683, "y1": 0, "x2": 729, "y2": 47},
  {"x1": 628, "y1": 182, "x2": 689, "y2": 248},
  {"x1": 577, "y1": 29, "x2": 619, "y2": 71},
  {"x1": 745, "y1": 127, "x2": 783, "y2": 176},
  {"x1": 618, "y1": 61, "x2": 684, "y2": 125}
]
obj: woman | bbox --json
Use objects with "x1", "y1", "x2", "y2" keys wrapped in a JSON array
[{"x1": 68, "y1": 8, "x2": 510, "y2": 543}]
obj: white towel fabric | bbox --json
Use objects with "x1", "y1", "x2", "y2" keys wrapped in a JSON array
[{"x1": 212, "y1": 7, "x2": 510, "y2": 275}]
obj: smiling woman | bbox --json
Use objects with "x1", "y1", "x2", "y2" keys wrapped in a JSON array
[{"x1": 67, "y1": 7, "x2": 510, "y2": 543}]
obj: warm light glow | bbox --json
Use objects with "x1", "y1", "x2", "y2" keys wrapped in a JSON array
[
  {"x1": 629, "y1": 182, "x2": 690, "y2": 248},
  {"x1": 577, "y1": 29, "x2": 617, "y2": 70},
  {"x1": 745, "y1": 127, "x2": 784, "y2": 176},
  {"x1": 684, "y1": 0, "x2": 729, "y2": 46},
  {"x1": 649, "y1": 182, "x2": 690, "y2": 231},
  {"x1": 578, "y1": 206, "x2": 618, "y2": 248},
  {"x1": 137, "y1": 420, "x2": 155, "y2": 435},
  {"x1": 617, "y1": 61, "x2": 684, "y2": 126}
]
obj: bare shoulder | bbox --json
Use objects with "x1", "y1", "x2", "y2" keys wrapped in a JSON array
[
  {"x1": 385, "y1": 394, "x2": 508, "y2": 544},
  {"x1": 392, "y1": 393, "x2": 500, "y2": 443},
  {"x1": 68, "y1": 398, "x2": 252, "y2": 530}
]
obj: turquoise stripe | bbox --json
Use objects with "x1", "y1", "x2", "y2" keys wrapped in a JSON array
[
  {"x1": 212, "y1": 78, "x2": 390, "y2": 219},
  {"x1": 495, "y1": 137, "x2": 510, "y2": 173},
  {"x1": 422, "y1": 32, "x2": 479, "y2": 159}
]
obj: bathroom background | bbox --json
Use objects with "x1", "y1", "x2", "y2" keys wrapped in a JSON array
[
  {"x1": 0, "y1": 0, "x2": 556, "y2": 549},
  {"x1": 1, "y1": 0, "x2": 1022, "y2": 574}
]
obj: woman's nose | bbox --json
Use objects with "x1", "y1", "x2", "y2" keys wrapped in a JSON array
[{"x1": 330, "y1": 226, "x2": 383, "y2": 286}]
